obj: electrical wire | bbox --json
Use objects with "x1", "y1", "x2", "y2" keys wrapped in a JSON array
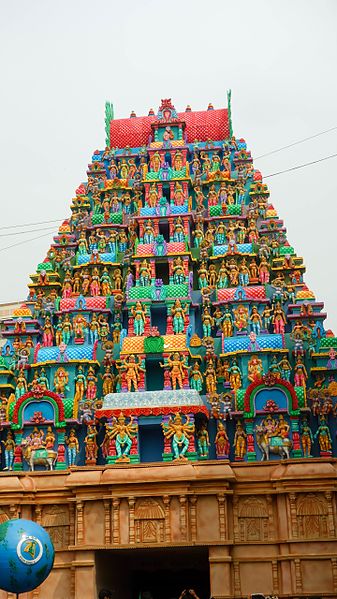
[
  {"x1": 263, "y1": 153, "x2": 337, "y2": 179},
  {"x1": 0, "y1": 226, "x2": 57, "y2": 238},
  {"x1": 0, "y1": 231, "x2": 55, "y2": 254},
  {"x1": 255, "y1": 126, "x2": 337, "y2": 160},
  {"x1": 0, "y1": 218, "x2": 64, "y2": 231}
]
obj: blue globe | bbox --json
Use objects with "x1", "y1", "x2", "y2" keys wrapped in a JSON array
[{"x1": 0, "y1": 518, "x2": 55, "y2": 593}]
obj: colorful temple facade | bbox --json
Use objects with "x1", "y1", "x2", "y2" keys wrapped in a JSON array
[{"x1": 0, "y1": 97, "x2": 337, "y2": 599}]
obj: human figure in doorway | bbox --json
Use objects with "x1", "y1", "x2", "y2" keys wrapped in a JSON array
[{"x1": 98, "y1": 589, "x2": 112, "y2": 599}]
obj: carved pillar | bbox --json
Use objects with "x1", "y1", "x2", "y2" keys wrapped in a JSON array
[
  {"x1": 112, "y1": 497, "x2": 120, "y2": 544},
  {"x1": 331, "y1": 558, "x2": 337, "y2": 593},
  {"x1": 76, "y1": 500, "x2": 84, "y2": 545},
  {"x1": 325, "y1": 491, "x2": 335, "y2": 537},
  {"x1": 294, "y1": 559, "x2": 302, "y2": 594},
  {"x1": 32, "y1": 585, "x2": 40, "y2": 599},
  {"x1": 104, "y1": 500, "x2": 111, "y2": 545},
  {"x1": 35, "y1": 504, "x2": 42, "y2": 525},
  {"x1": 128, "y1": 496, "x2": 135, "y2": 544},
  {"x1": 163, "y1": 495, "x2": 171, "y2": 542},
  {"x1": 189, "y1": 495, "x2": 198, "y2": 542},
  {"x1": 233, "y1": 495, "x2": 239, "y2": 542},
  {"x1": 289, "y1": 493, "x2": 298, "y2": 538},
  {"x1": 71, "y1": 565, "x2": 76, "y2": 599},
  {"x1": 69, "y1": 502, "x2": 75, "y2": 546},
  {"x1": 217, "y1": 493, "x2": 227, "y2": 541},
  {"x1": 179, "y1": 495, "x2": 188, "y2": 541},
  {"x1": 272, "y1": 560, "x2": 279, "y2": 596},
  {"x1": 9, "y1": 504, "x2": 19, "y2": 520},
  {"x1": 233, "y1": 560, "x2": 241, "y2": 597},
  {"x1": 266, "y1": 494, "x2": 273, "y2": 539}
]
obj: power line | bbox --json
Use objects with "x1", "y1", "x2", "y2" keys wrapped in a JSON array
[
  {"x1": 255, "y1": 126, "x2": 337, "y2": 160},
  {"x1": 0, "y1": 231, "x2": 55, "y2": 254},
  {"x1": 0, "y1": 218, "x2": 64, "y2": 231},
  {"x1": 0, "y1": 226, "x2": 57, "y2": 238},
  {"x1": 263, "y1": 152, "x2": 337, "y2": 179}
]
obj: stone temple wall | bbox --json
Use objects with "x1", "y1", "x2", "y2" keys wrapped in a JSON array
[{"x1": 0, "y1": 460, "x2": 336, "y2": 599}]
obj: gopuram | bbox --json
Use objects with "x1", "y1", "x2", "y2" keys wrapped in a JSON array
[{"x1": 0, "y1": 96, "x2": 336, "y2": 599}]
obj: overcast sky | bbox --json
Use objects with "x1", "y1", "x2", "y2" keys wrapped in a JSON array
[{"x1": 0, "y1": 0, "x2": 336, "y2": 330}]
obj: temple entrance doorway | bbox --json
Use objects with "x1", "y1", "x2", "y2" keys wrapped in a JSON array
[{"x1": 95, "y1": 546, "x2": 210, "y2": 599}]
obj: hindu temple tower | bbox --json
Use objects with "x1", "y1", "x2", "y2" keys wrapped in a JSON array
[{"x1": 0, "y1": 95, "x2": 336, "y2": 599}]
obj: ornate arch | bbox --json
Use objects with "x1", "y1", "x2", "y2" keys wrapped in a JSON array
[
  {"x1": 12, "y1": 389, "x2": 65, "y2": 428},
  {"x1": 243, "y1": 376, "x2": 299, "y2": 417}
]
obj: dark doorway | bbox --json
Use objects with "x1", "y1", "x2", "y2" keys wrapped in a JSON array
[
  {"x1": 150, "y1": 305, "x2": 167, "y2": 335},
  {"x1": 159, "y1": 221, "x2": 170, "y2": 241},
  {"x1": 139, "y1": 422, "x2": 164, "y2": 462},
  {"x1": 155, "y1": 261, "x2": 169, "y2": 284},
  {"x1": 145, "y1": 358, "x2": 164, "y2": 391},
  {"x1": 96, "y1": 547, "x2": 210, "y2": 599}
]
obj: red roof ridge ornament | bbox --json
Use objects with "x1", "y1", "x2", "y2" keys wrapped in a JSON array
[{"x1": 156, "y1": 98, "x2": 179, "y2": 122}]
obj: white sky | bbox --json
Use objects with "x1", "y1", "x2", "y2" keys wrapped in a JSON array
[{"x1": 0, "y1": 0, "x2": 336, "y2": 330}]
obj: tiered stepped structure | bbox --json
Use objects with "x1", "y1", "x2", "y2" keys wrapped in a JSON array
[{"x1": 0, "y1": 97, "x2": 336, "y2": 599}]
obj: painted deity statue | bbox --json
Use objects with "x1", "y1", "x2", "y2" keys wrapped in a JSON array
[
  {"x1": 189, "y1": 361, "x2": 203, "y2": 392},
  {"x1": 61, "y1": 314, "x2": 73, "y2": 344},
  {"x1": 247, "y1": 355, "x2": 263, "y2": 383},
  {"x1": 205, "y1": 359, "x2": 217, "y2": 395},
  {"x1": 131, "y1": 301, "x2": 147, "y2": 336},
  {"x1": 217, "y1": 260, "x2": 229, "y2": 289},
  {"x1": 272, "y1": 302, "x2": 287, "y2": 334},
  {"x1": 215, "y1": 421, "x2": 230, "y2": 458},
  {"x1": 117, "y1": 354, "x2": 144, "y2": 392},
  {"x1": 86, "y1": 366, "x2": 98, "y2": 400},
  {"x1": 294, "y1": 357, "x2": 308, "y2": 389},
  {"x1": 101, "y1": 268, "x2": 113, "y2": 295},
  {"x1": 233, "y1": 305, "x2": 249, "y2": 332},
  {"x1": 101, "y1": 365, "x2": 114, "y2": 396},
  {"x1": 172, "y1": 256, "x2": 185, "y2": 285},
  {"x1": 202, "y1": 307, "x2": 214, "y2": 338},
  {"x1": 234, "y1": 421, "x2": 247, "y2": 460},
  {"x1": 301, "y1": 418, "x2": 313, "y2": 457},
  {"x1": 162, "y1": 413, "x2": 195, "y2": 460},
  {"x1": 73, "y1": 314, "x2": 88, "y2": 343},
  {"x1": 53, "y1": 367, "x2": 69, "y2": 396},
  {"x1": 278, "y1": 356, "x2": 292, "y2": 381},
  {"x1": 171, "y1": 299, "x2": 188, "y2": 334},
  {"x1": 197, "y1": 422, "x2": 210, "y2": 458},
  {"x1": 172, "y1": 182, "x2": 185, "y2": 206},
  {"x1": 314, "y1": 416, "x2": 332, "y2": 453},
  {"x1": 103, "y1": 413, "x2": 138, "y2": 462},
  {"x1": 163, "y1": 352, "x2": 188, "y2": 391},
  {"x1": 15, "y1": 368, "x2": 28, "y2": 399},
  {"x1": 44, "y1": 426, "x2": 56, "y2": 450},
  {"x1": 2, "y1": 431, "x2": 16, "y2": 471},
  {"x1": 222, "y1": 306, "x2": 233, "y2": 337},
  {"x1": 42, "y1": 316, "x2": 54, "y2": 347},
  {"x1": 139, "y1": 259, "x2": 151, "y2": 287},
  {"x1": 249, "y1": 306, "x2": 262, "y2": 335},
  {"x1": 229, "y1": 358, "x2": 242, "y2": 391},
  {"x1": 84, "y1": 425, "x2": 98, "y2": 464},
  {"x1": 74, "y1": 366, "x2": 87, "y2": 406},
  {"x1": 65, "y1": 429, "x2": 79, "y2": 466}
]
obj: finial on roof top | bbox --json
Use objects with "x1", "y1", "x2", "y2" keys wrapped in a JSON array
[
  {"x1": 148, "y1": 108, "x2": 155, "y2": 116},
  {"x1": 207, "y1": 103, "x2": 214, "y2": 111},
  {"x1": 227, "y1": 89, "x2": 233, "y2": 137},
  {"x1": 185, "y1": 105, "x2": 191, "y2": 112},
  {"x1": 130, "y1": 110, "x2": 136, "y2": 118},
  {"x1": 104, "y1": 101, "x2": 114, "y2": 147}
]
